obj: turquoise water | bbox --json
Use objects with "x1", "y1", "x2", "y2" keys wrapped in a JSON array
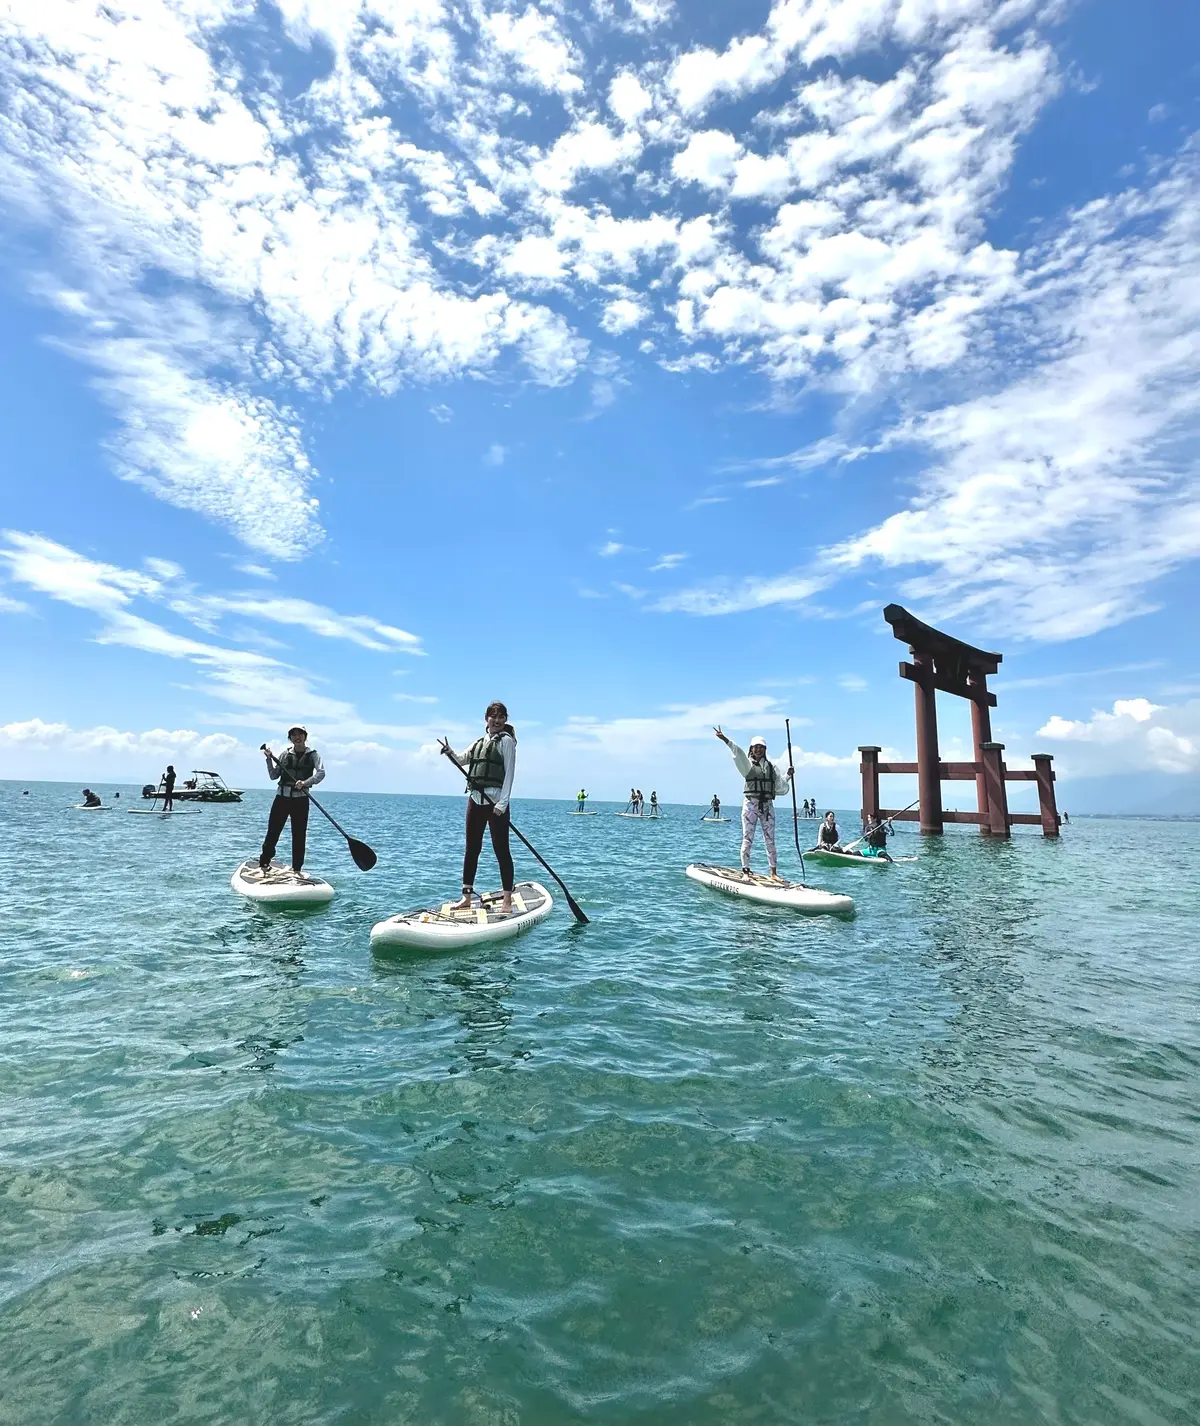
[{"x1": 2, "y1": 781, "x2": 1198, "y2": 1425}]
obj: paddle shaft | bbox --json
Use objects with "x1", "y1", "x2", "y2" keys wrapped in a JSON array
[
  {"x1": 262, "y1": 746, "x2": 376, "y2": 868},
  {"x1": 784, "y1": 718, "x2": 806, "y2": 883},
  {"x1": 439, "y1": 743, "x2": 589, "y2": 924}
]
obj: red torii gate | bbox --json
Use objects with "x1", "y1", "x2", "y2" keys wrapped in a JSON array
[{"x1": 859, "y1": 604, "x2": 1060, "y2": 838}]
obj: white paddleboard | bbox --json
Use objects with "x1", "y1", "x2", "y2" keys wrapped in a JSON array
[
  {"x1": 128, "y1": 807, "x2": 200, "y2": 816},
  {"x1": 371, "y1": 880, "x2": 553, "y2": 951},
  {"x1": 685, "y1": 863, "x2": 854, "y2": 916},
  {"x1": 568, "y1": 810, "x2": 598, "y2": 816},
  {"x1": 701, "y1": 816, "x2": 730, "y2": 823},
  {"x1": 74, "y1": 804, "x2": 112, "y2": 811},
  {"x1": 805, "y1": 847, "x2": 915, "y2": 867},
  {"x1": 615, "y1": 811, "x2": 643, "y2": 818},
  {"x1": 231, "y1": 860, "x2": 334, "y2": 905}
]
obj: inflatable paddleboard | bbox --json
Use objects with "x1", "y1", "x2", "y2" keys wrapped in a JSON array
[
  {"x1": 701, "y1": 815, "x2": 730, "y2": 823},
  {"x1": 231, "y1": 860, "x2": 334, "y2": 905},
  {"x1": 74, "y1": 804, "x2": 112, "y2": 811},
  {"x1": 805, "y1": 847, "x2": 917, "y2": 867},
  {"x1": 568, "y1": 810, "x2": 598, "y2": 816},
  {"x1": 371, "y1": 880, "x2": 553, "y2": 951},
  {"x1": 685, "y1": 863, "x2": 854, "y2": 916},
  {"x1": 616, "y1": 811, "x2": 643, "y2": 818},
  {"x1": 127, "y1": 807, "x2": 200, "y2": 815}
]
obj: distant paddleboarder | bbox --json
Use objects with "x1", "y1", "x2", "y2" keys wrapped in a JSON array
[
  {"x1": 260, "y1": 727, "x2": 325, "y2": 872},
  {"x1": 577, "y1": 788, "x2": 588, "y2": 812},
  {"x1": 81, "y1": 788, "x2": 101, "y2": 808},
  {"x1": 709, "y1": 794, "x2": 721, "y2": 818},
  {"x1": 714, "y1": 728, "x2": 793, "y2": 881},
  {"x1": 445, "y1": 701, "x2": 517, "y2": 917},
  {"x1": 649, "y1": 791, "x2": 659, "y2": 816},
  {"x1": 161, "y1": 763, "x2": 176, "y2": 812}
]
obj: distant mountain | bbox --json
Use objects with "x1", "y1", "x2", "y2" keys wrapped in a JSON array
[{"x1": 1053, "y1": 773, "x2": 1200, "y2": 817}]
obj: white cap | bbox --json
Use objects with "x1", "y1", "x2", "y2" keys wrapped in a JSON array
[{"x1": 749, "y1": 734, "x2": 767, "y2": 747}]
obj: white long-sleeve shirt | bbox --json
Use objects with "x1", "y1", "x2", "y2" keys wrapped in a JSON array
[
  {"x1": 450, "y1": 732, "x2": 516, "y2": 814},
  {"x1": 725, "y1": 739, "x2": 792, "y2": 799}
]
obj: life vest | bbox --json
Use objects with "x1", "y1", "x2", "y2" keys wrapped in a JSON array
[
  {"x1": 278, "y1": 746, "x2": 317, "y2": 786},
  {"x1": 465, "y1": 733, "x2": 508, "y2": 790},
  {"x1": 743, "y1": 758, "x2": 779, "y2": 802},
  {"x1": 865, "y1": 825, "x2": 888, "y2": 848},
  {"x1": 818, "y1": 821, "x2": 839, "y2": 846}
]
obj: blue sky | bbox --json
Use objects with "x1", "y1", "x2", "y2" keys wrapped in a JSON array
[{"x1": 1, "y1": 0, "x2": 1199, "y2": 807}]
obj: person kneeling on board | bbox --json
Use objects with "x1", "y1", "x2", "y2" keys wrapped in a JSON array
[
  {"x1": 448, "y1": 701, "x2": 517, "y2": 916},
  {"x1": 818, "y1": 811, "x2": 840, "y2": 850},
  {"x1": 259, "y1": 726, "x2": 325, "y2": 873},
  {"x1": 714, "y1": 728, "x2": 793, "y2": 881},
  {"x1": 862, "y1": 817, "x2": 892, "y2": 859},
  {"x1": 81, "y1": 788, "x2": 101, "y2": 808}
]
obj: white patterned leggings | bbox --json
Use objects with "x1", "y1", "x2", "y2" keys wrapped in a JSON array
[{"x1": 740, "y1": 798, "x2": 777, "y2": 871}]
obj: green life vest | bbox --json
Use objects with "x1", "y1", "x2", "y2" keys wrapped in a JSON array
[
  {"x1": 465, "y1": 734, "x2": 508, "y2": 791},
  {"x1": 743, "y1": 757, "x2": 778, "y2": 802}
]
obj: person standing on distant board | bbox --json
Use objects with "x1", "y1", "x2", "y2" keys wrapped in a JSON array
[
  {"x1": 444, "y1": 701, "x2": 517, "y2": 917},
  {"x1": 710, "y1": 794, "x2": 721, "y2": 819},
  {"x1": 714, "y1": 728, "x2": 793, "y2": 881},
  {"x1": 260, "y1": 727, "x2": 325, "y2": 873},
  {"x1": 161, "y1": 763, "x2": 176, "y2": 813},
  {"x1": 577, "y1": 789, "x2": 588, "y2": 812}
]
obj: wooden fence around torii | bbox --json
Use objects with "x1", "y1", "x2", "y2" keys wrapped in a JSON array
[{"x1": 858, "y1": 604, "x2": 1060, "y2": 838}]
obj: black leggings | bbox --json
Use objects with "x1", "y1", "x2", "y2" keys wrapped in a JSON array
[
  {"x1": 462, "y1": 798, "x2": 514, "y2": 893},
  {"x1": 260, "y1": 796, "x2": 309, "y2": 871}
]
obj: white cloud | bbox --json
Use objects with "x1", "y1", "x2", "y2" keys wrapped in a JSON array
[
  {"x1": 650, "y1": 552, "x2": 687, "y2": 571},
  {"x1": 483, "y1": 443, "x2": 508, "y2": 467},
  {"x1": 601, "y1": 296, "x2": 649, "y2": 334},
  {"x1": 0, "y1": 593, "x2": 32, "y2": 614},
  {"x1": 672, "y1": 130, "x2": 743, "y2": 188},
  {"x1": 481, "y1": 5, "x2": 584, "y2": 95},
  {"x1": 838, "y1": 674, "x2": 868, "y2": 692},
  {"x1": 429, "y1": 403, "x2": 453, "y2": 422},
  {"x1": 608, "y1": 70, "x2": 654, "y2": 126},
  {"x1": 235, "y1": 564, "x2": 277, "y2": 581},
  {"x1": 654, "y1": 570, "x2": 829, "y2": 615},
  {"x1": 598, "y1": 540, "x2": 626, "y2": 556},
  {"x1": 1037, "y1": 698, "x2": 1200, "y2": 776}
]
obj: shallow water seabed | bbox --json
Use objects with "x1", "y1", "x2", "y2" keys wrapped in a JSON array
[{"x1": 1, "y1": 783, "x2": 1198, "y2": 1425}]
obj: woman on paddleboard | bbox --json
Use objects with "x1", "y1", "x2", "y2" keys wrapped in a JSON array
[
  {"x1": 447, "y1": 701, "x2": 517, "y2": 917},
  {"x1": 818, "y1": 811, "x2": 840, "y2": 850},
  {"x1": 714, "y1": 728, "x2": 793, "y2": 881},
  {"x1": 259, "y1": 727, "x2": 325, "y2": 873}
]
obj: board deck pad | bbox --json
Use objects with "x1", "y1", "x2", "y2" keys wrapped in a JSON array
[{"x1": 426, "y1": 882, "x2": 547, "y2": 927}]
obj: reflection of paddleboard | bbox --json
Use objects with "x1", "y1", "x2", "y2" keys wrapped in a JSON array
[
  {"x1": 231, "y1": 860, "x2": 334, "y2": 905},
  {"x1": 701, "y1": 815, "x2": 730, "y2": 823},
  {"x1": 685, "y1": 863, "x2": 854, "y2": 916},
  {"x1": 127, "y1": 807, "x2": 200, "y2": 816},
  {"x1": 371, "y1": 880, "x2": 553, "y2": 951},
  {"x1": 75, "y1": 804, "x2": 112, "y2": 811}
]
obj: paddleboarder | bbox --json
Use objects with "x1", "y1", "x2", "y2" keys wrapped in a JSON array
[
  {"x1": 649, "y1": 791, "x2": 659, "y2": 816},
  {"x1": 577, "y1": 788, "x2": 588, "y2": 812},
  {"x1": 862, "y1": 816, "x2": 892, "y2": 859},
  {"x1": 818, "y1": 811, "x2": 840, "y2": 850},
  {"x1": 259, "y1": 726, "x2": 325, "y2": 873},
  {"x1": 447, "y1": 701, "x2": 517, "y2": 916},
  {"x1": 710, "y1": 794, "x2": 721, "y2": 819},
  {"x1": 81, "y1": 788, "x2": 101, "y2": 808},
  {"x1": 161, "y1": 763, "x2": 176, "y2": 812},
  {"x1": 714, "y1": 728, "x2": 793, "y2": 881}
]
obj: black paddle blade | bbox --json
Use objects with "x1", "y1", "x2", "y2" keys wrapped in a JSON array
[
  {"x1": 348, "y1": 838, "x2": 377, "y2": 871},
  {"x1": 562, "y1": 890, "x2": 589, "y2": 924}
]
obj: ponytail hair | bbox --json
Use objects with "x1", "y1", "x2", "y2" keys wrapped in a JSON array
[{"x1": 486, "y1": 700, "x2": 516, "y2": 741}]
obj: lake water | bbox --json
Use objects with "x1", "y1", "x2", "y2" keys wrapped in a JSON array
[{"x1": 2, "y1": 782, "x2": 1197, "y2": 1424}]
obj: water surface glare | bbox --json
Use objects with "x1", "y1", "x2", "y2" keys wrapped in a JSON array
[{"x1": 2, "y1": 783, "x2": 1198, "y2": 1424}]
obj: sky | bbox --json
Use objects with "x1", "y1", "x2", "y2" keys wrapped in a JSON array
[{"x1": 1, "y1": 0, "x2": 1199, "y2": 811}]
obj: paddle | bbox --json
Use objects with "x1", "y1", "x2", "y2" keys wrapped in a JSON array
[
  {"x1": 261, "y1": 745, "x2": 377, "y2": 871},
  {"x1": 438, "y1": 740, "x2": 589, "y2": 924},
  {"x1": 784, "y1": 718, "x2": 807, "y2": 884},
  {"x1": 841, "y1": 797, "x2": 920, "y2": 855}
]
